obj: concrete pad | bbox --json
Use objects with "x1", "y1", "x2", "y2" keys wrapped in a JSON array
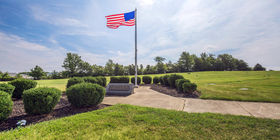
[
  {"x1": 103, "y1": 86, "x2": 184, "y2": 111},
  {"x1": 183, "y1": 99, "x2": 251, "y2": 116},
  {"x1": 238, "y1": 102, "x2": 280, "y2": 119}
]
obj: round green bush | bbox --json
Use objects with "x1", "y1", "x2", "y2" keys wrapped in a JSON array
[
  {"x1": 66, "y1": 83, "x2": 105, "y2": 108},
  {"x1": 142, "y1": 76, "x2": 152, "y2": 84},
  {"x1": 0, "y1": 91, "x2": 13, "y2": 122},
  {"x1": 84, "y1": 76, "x2": 98, "y2": 84},
  {"x1": 168, "y1": 74, "x2": 184, "y2": 88},
  {"x1": 159, "y1": 76, "x2": 164, "y2": 85},
  {"x1": 66, "y1": 77, "x2": 84, "y2": 88},
  {"x1": 9, "y1": 79, "x2": 37, "y2": 99},
  {"x1": 153, "y1": 76, "x2": 160, "y2": 84},
  {"x1": 0, "y1": 83, "x2": 15, "y2": 95},
  {"x1": 96, "y1": 76, "x2": 106, "y2": 87},
  {"x1": 131, "y1": 77, "x2": 141, "y2": 85},
  {"x1": 163, "y1": 75, "x2": 170, "y2": 86},
  {"x1": 182, "y1": 82, "x2": 197, "y2": 94},
  {"x1": 110, "y1": 76, "x2": 129, "y2": 83},
  {"x1": 175, "y1": 79, "x2": 190, "y2": 92},
  {"x1": 23, "y1": 87, "x2": 61, "y2": 115}
]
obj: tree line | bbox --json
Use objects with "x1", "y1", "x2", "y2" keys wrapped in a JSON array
[{"x1": 16, "y1": 51, "x2": 266, "y2": 80}]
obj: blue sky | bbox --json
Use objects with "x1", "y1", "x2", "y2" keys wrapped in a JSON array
[{"x1": 0, "y1": 0, "x2": 280, "y2": 72}]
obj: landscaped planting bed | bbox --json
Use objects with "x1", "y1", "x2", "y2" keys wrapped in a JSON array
[{"x1": 0, "y1": 93, "x2": 109, "y2": 132}]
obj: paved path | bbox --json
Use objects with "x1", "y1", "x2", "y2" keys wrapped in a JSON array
[{"x1": 102, "y1": 86, "x2": 280, "y2": 119}]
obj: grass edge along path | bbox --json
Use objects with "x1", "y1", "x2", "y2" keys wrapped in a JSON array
[{"x1": 0, "y1": 104, "x2": 279, "y2": 140}]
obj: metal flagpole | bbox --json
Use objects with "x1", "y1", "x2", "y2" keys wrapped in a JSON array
[{"x1": 134, "y1": 8, "x2": 138, "y2": 87}]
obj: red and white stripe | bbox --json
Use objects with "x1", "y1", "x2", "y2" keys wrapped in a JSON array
[{"x1": 106, "y1": 13, "x2": 135, "y2": 29}]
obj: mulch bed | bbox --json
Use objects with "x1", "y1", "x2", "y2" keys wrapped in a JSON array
[
  {"x1": 149, "y1": 84, "x2": 200, "y2": 98},
  {"x1": 0, "y1": 93, "x2": 110, "y2": 132}
]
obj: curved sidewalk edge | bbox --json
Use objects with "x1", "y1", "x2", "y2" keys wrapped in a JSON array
[{"x1": 103, "y1": 86, "x2": 280, "y2": 119}]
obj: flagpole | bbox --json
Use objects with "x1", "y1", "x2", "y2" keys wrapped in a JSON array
[{"x1": 134, "y1": 8, "x2": 138, "y2": 87}]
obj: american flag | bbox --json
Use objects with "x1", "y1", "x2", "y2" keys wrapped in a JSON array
[{"x1": 105, "y1": 11, "x2": 135, "y2": 29}]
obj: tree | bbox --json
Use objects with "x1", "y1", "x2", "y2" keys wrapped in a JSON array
[
  {"x1": 30, "y1": 65, "x2": 45, "y2": 80},
  {"x1": 177, "y1": 52, "x2": 194, "y2": 72},
  {"x1": 139, "y1": 64, "x2": 144, "y2": 75},
  {"x1": 92, "y1": 65, "x2": 105, "y2": 76},
  {"x1": 62, "y1": 53, "x2": 83, "y2": 77},
  {"x1": 154, "y1": 56, "x2": 166, "y2": 74},
  {"x1": 217, "y1": 54, "x2": 237, "y2": 71},
  {"x1": 77, "y1": 61, "x2": 93, "y2": 76},
  {"x1": 236, "y1": 60, "x2": 251, "y2": 71},
  {"x1": 253, "y1": 63, "x2": 266, "y2": 71},
  {"x1": 154, "y1": 56, "x2": 166, "y2": 63},
  {"x1": 104, "y1": 59, "x2": 114, "y2": 76},
  {"x1": 51, "y1": 70, "x2": 62, "y2": 79},
  {"x1": 114, "y1": 63, "x2": 124, "y2": 76}
]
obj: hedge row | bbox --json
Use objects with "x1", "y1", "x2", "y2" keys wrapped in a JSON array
[
  {"x1": 1, "y1": 76, "x2": 107, "y2": 122},
  {"x1": 66, "y1": 76, "x2": 107, "y2": 88},
  {"x1": 157, "y1": 74, "x2": 197, "y2": 94}
]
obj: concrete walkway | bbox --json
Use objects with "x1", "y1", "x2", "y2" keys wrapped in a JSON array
[{"x1": 102, "y1": 86, "x2": 280, "y2": 119}]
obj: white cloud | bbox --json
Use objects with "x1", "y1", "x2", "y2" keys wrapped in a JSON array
[
  {"x1": 0, "y1": 32, "x2": 66, "y2": 72},
  {"x1": 0, "y1": 32, "x2": 49, "y2": 51},
  {"x1": 30, "y1": 5, "x2": 87, "y2": 27}
]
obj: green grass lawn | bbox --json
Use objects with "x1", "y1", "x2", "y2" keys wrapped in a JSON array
[
  {"x1": 37, "y1": 71, "x2": 280, "y2": 102},
  {"x1": 0, "y1": 104, "x2": 279, "y2": 140},
  {"x1": 3, "y1": 71, "x2": 280, "y2": 102}
]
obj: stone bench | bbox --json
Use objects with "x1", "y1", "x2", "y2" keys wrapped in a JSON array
[{"x1": 106, "y1": 83, "x2": 134, "y2": 96}]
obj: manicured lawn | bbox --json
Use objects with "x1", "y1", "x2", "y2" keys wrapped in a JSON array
[
  {"x1": 0, "y1": 104, "x2": 279, "y2": 139},
  {"x1": 36, "y1": 79, "x2": 68, "y2": 91},
  {"x1": 3, "y1": 71, "x2": 279, "y2": 102}
]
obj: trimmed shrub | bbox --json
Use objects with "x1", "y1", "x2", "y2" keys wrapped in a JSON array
[
  {"x1": 84, "y1": 77, "x2": 98, "y2": 84},
  {"x1": 96, "y1": 76, "x2": 106, "y2": 87},
  {"x1": 142, "y1": 76, "x2": 152, "y2": 84},
  {"x1": 0, "y1": 91, "x2": 13, "y2": 122},
  {"x1": 175, "y1": 79, "x2": 190, "y2": 92},
  {"x1": 110, "y1": 76, "x2": 129, "y2": 83},
  {"x1": 182, "y1": 82, "x2": 197, "y2": 94},
  {"x1": 23, "y1": 87, "x2": 61, "y2": 115},
  {"x1": 66, "y1": 83, "x2": 105, "y2": 108},
  {"x1": 9, "y1": 79, "x2": 37, "y2": 99},
  {"x1": 0, "y1": 83, "x2": 15, "y2": 95},
  {"x1": 163, "y1": 75, "x2": 170, "y2": 86},
  {"x1": 66, "y1": 77, "x2": 84, "y2": 88},
  {"x1": 168, "y1": 74, "x2": 184, "y2": 88},
  {"x1": 159, "y1": 76, "x2": 164, "y2": 85},
  {"x1": 131, "y1": 77, "x2": 141, "y2": 85},
  {"x1": 153, "y1": 76, "x2": 160, "y2": 84}
]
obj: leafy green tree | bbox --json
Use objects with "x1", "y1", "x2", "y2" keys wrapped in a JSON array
[
  {"x1": 30, "y1": 65, "x2": 45, "y2": 80},
  {"x1": 154, "y1": 56, "x2": 166, "y2": 74},
  {"x1": 128, "y1": 64, "x2": 135, "y2": 75},
  {"x1": 62, "y1": 53, "x2": 83, "y2": 77},
  {"x1": 139, "y1": 64, "x2": 144, "y2": 75},
  {"x1": 177, "y1": 52, "x2": 194, "y2": 72},
  {"x1": 217, "y1": 54, "x2": 237, "y2": 71},
  {"x1": 51, "y1": 70, "x2": 62, "y2": 79},
  {"x1": 154, "y1": 56, "x2": 166, "y2": 63},
  {"x1": 114, "y1": 63, "x2": 124, "y2": 76},
  {"x1": 77, "y1": 61, "x2": 93, "y2": 76},
  {"x1": 105, "y1": 59, "x2": 114, "y2": 76},
  {"x1": 236, "y1": 60, "x2": 251, "y2": 71},
  {"x1": 92, "y1": 65, "x2": 105, "y2": 76},
  {"x1": 253, "y1": 63, "x2": 266, "y2": 71}
]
